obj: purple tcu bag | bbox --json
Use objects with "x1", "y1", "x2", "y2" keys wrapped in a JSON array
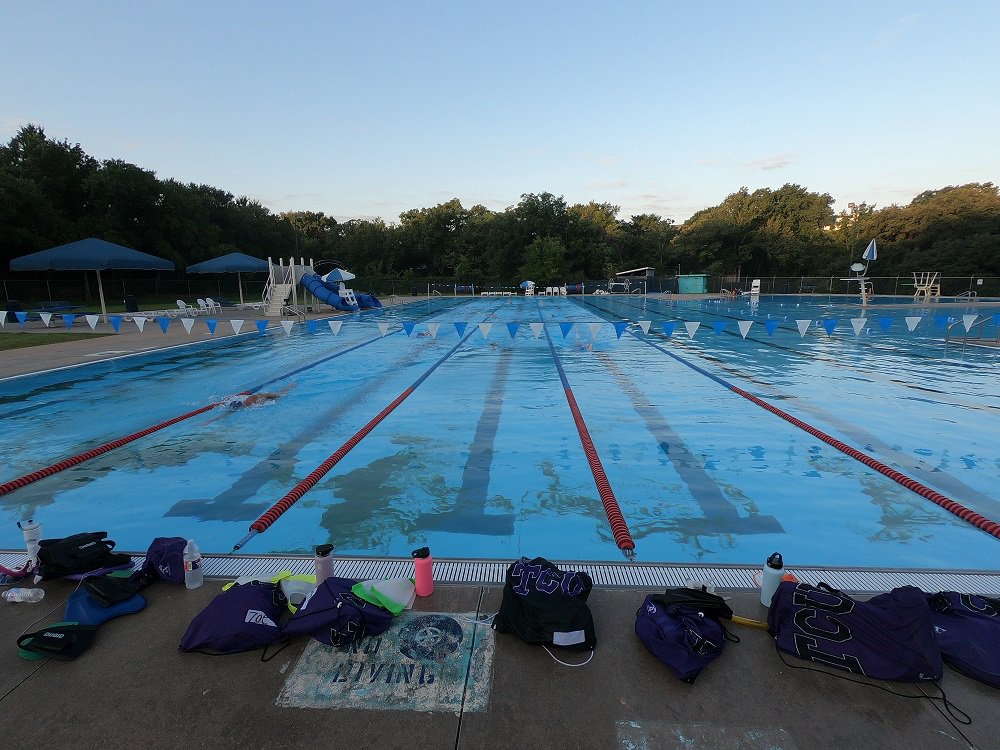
[
  {"x1": 131, "y1": 537, "x2": 186, "y2": 586},
  {"x1": 635, "y1": 594, "x2": 730, "y2": 683},
  {"x1": 282, "y1": 576, "x2": 392, "y2": 647},
  {"x1": 926, "y1": 591, "x2": 1000, "y2": 688},
  {"x1": 180, "y1": 581, "x2": 286, "y2": 654},
  {"x1": 768, "y1": 582, "x2": 943, "y2": 682}
]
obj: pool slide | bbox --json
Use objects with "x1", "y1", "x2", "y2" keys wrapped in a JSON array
[{"x1": 300, "y1": 273, "x2": 383, "y2": 312}]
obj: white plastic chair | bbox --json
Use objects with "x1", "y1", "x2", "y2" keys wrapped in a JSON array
[{"x1": 204, "y1": 297, "x2": 222, "y2": 313}]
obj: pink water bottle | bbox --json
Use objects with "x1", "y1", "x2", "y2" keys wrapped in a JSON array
[{"x1": 412, "y1": 546, "x2": 433, "y2": 597}]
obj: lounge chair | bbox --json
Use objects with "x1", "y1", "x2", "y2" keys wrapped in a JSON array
[
  {"x1": 175, "y1": 300, "x2": 200, "y2": 317},
  {"x1": 204, "y1": 297, "x2": 222, "y2": 313}
]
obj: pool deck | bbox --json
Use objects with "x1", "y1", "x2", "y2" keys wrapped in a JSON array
[
  {"x1": 1, "y1": 576, "x2": 995, "y2": 750},
  {"x1": 2, "y1": 296, "x2": 998, "y2": 748}
]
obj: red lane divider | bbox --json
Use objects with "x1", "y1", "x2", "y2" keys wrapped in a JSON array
[
  {"x1": 0, "y1": 402, "x2": 224, "y2": 497},
  {"x1": 246, "y1": 388, "x2": 413, "y2": 538},
  {"x1": 564, "y1": 387, "x2": 636, "y2": 555},
  {"x1": 730, "y1": 384, "x2": 1000, "y2": 540}
]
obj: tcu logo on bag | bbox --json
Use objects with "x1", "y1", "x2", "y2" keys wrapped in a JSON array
[
  {"x1": 790, "y1": 585, "x2": 865, "y2": 674},
  {"x1": 509, "y1": 558, "x2": 587, "y2": 597}
]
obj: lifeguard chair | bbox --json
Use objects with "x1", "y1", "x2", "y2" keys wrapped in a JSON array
[{"x1": 912, "y1": 272, "x2": 941, "y2": 302}]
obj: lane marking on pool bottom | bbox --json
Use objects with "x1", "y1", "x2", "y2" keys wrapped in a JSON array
[
  {"x1": 625, "y1": 326, "x2": 1000, "y2": 541},
  {"x1": 276, "y1": 611, "x2": 494, "y2": 713}
]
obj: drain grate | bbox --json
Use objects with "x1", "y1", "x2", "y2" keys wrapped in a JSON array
[{"x1": 4, "y1": 551, "x2": 997, "y2": 595}]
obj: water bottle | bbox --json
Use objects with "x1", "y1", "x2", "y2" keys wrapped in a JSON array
[
  {"x1": 2, "y1": 587, "x2": 45, "y2": 603},
  {"x1": 18, "y1": 519, "x2": 41, "y2": 566},
  {"x1": 760, "y1": 552, "x2": 784, "y2": 607},
  {"x1": 314, "y1": 544, "x2": 334, "y2": 584},
  {"x1": 412, "y1": 546, "x2": 433, "y2": 597},
  {"x1": 183, "y1": 539, "x2": 203, "y2": 590}
]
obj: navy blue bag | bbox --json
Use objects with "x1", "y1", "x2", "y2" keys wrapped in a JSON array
[
  {"x1": 282, "y1": 576, "x2": 392, "y2": 647},
  {"x1": 926, "y1": 591, "x2": 1000, "y2": 688},
  {"x1": 180, "y1": 581, "x2": 286, "y2": 654},
  {"x1": 131, "y1": 537, "x2": 187, "y2": 587},
  {"x1": 635, "y1": 591, "x2": 733, "y2": 683},
  {"x1": 768, "y1": 582, "x2": 943, "y2": 682}
]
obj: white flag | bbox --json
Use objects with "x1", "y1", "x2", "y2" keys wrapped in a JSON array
[
  {"x1": 427, "y1": 322, "x2": 440, "y2": 338},
  {"x1": 479, "y1": 322, "x2": 493, "y2": 339},
  {"x1": 530, "y1": 322, "x2": 544, "y2": 338},
  {"x1": 133, "y1": 317, "x2": 146, "y2": 332},
  {"x1": 40, "y1": 312, "x2": 53, "y2": 327},
  {"x1": 230, "y1": 319, "x2": 245, "y2": 335},
  {"x1": 329, "y1": 320, "x2": 343, "y2": 336},
  {"x1": 850, "y1": 318, "x2": 867, "y2": 335},
  {"x1": 181, "y1": 318, "x2": 196, "y2": 334},
  {"x1": 376, "y1": 321, "x2": 390, "y2": 337},
  {"x1": 588, "y1": 322, "x2": 603, "y2": 340},
  {"x1": 904, "y1": 316, "x2": 922, "y2": 332},
  {"x1": 795, "y1": 320, "x2": 811, "y2": 337},
  {"x1": 684, "y1": 321, "x2": 700, "y2": 338},
  {"x1": 280, "y1": 320, "x2": 294, "y2": 335},
  {"x1": 638, "y1": 320, "x2": 651, "y2": 334},
  {"x1": 962, "y1": 314, "x2": 977, "y2": 332},
  {"x1": 738, "y1": 320, "x2": 753, "y2": 339}
]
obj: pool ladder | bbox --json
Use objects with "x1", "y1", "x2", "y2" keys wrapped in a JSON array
[{"x1": 943, "y1": 314, "x2": 1000, "y2": 356}]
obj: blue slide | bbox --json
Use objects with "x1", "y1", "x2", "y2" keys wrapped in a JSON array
[{"x1": 300, "y1": 273, "x2": 360, "y2": 311}]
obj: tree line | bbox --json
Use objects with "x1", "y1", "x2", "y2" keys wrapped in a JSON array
[{"x1": 2, "y1": 124, "x2": 998, "y2": 287}]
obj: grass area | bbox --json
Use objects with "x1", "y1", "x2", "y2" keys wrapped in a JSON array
[{"x1": 0, "y1": 331, "x2": 114, "y2": 351}]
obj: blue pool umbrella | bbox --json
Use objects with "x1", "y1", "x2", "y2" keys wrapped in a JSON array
[
  {"x1": 519, "y1": 280, "x2": 535, "y2": 289},
  {"x1": 186, "y1": 252, "x2": 269, "y2": 305},
  {"x1": 10, "y1": 238, "x2": 174, "y2": 320}
]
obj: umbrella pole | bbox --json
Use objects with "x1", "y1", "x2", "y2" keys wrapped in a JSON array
[
  {"x1": 96, "y1": 270, "x2": 108, "y2": 323},
  {"x1": 238, "y1": 272, "x2": 245, "y2": 305}
]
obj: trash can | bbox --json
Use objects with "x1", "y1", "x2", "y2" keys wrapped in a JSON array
[
  {"x1": 676, "y1": 274, "x2": 708, "y2": 294},
  {"x1": 124, "y1": 295, "x2": 139, "y2": 313}
]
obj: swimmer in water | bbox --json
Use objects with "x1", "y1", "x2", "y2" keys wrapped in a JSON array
[{"x1": 227, "y1": 383, "x2": 295, "y2": 410}]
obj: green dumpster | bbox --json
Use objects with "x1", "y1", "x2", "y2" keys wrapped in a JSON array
[{"x1": 676, "y1": 274, "x2": 708, "y2": 294}]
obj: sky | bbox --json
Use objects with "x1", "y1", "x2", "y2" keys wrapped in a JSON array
[{"x1": 2, "y1": 1, "x2": 998, "y2": 225}]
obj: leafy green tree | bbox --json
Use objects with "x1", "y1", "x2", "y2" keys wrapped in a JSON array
[{"x1": 518, "y1": 236, "x2": 568, "y2": 285}]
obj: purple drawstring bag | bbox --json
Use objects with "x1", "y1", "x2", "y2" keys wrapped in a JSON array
[
  {"x1": 131, "y1": 537, "x2": 187, "y2": 586},
  {"x1": 926, "y1": 591, "x2": 1000, "y2": 687},
  {"x1": 180, "y1": 581, "x2": 286, "y2": 654},
  {"x1": 283, "y1": 576, "x2": 392, "y2": 647},
  {"x1": 768, "y1": 582, "x2": 943, "y2": 682},
  {"x1": 635, "y1": 594, "x2": 731, "y2": 683}
]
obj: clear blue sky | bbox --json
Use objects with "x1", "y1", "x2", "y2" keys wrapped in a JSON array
[{"x1": 3, "y1": 1, "x2": 998, "y2": 225}]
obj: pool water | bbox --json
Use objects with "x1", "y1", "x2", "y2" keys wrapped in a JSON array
[{"x1": 2, "y1": 295, "x2": 999, "y2": 569}]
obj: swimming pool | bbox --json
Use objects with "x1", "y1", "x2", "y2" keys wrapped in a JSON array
[{"x1": 2, "y1": 295, "x2": 999, "y2": 570}]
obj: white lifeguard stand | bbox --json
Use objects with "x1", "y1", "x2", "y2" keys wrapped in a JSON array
[{"x1": 841, "y1": 240, "x2": 876, "y2": 307}]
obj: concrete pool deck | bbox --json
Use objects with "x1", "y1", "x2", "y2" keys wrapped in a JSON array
[{"x1": 1, "y1": 576, "x2": 995, "y2": 750}]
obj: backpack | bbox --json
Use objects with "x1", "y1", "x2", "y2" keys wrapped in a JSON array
[
  {"x1": 926, "y1": 591, "x2": 1000, "y2": 688},
  {"x1": 635, "y1": 588, "x2": 736, "y2": 683},
  {"x1": 180, "y1": 581, "x2": 287, "y2": 654},
  {"x1": 130, "y1": 537, "x2": 187, "y2": 587},
  {"x1": 36, "y1": 532, "x2": 133, "y2": 580},
  {"x1": 767, "y1": 582, "x2": 943, "y2": 682},
  {"x1": 492, "y1": 557, "x2": 596, "y2": 651},
  {"x1": 282, "y1": 576, "x2": 393, "y2": 647}
]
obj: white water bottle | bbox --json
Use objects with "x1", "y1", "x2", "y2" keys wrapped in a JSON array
[
  {"x1": 18, "y1": 519, "x2": 41, "y2": 567},
  {"x1": 183, "y1": 539, "x2": 204, "y2": 590},
  {"x1": 3, "y1": 587, "x2": 45, "y2": 603},
  {"x1": 760, "y1": 552, "x2": 784, "y2": 607}
]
